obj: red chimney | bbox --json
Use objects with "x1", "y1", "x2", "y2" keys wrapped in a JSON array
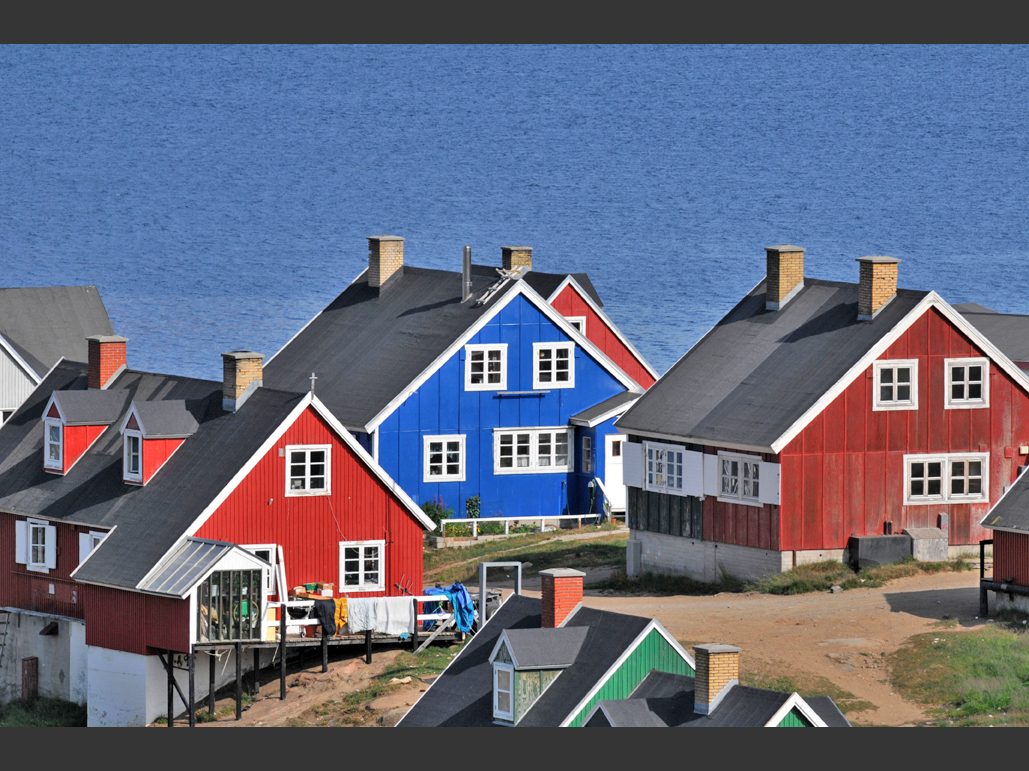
[
  {"x1": 540, "y1": 568, "x2": 585, "y2": 628},
  {"x1": 87, "y1": 335, "x2": 128, "y2": 390}
]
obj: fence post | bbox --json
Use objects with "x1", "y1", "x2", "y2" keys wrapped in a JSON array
[
  {"x1": 279, "y1": 605, "x2": 287, "y2": 700},
  {"x1": 505, "y1": 520, "x2": 510, "y2": 535},
  {"x1": 472, "y1": 520, "x2": 477, "y2": 538},
  {"x1": 411, "y1": 597, "x2": 419, "y2": 652}
]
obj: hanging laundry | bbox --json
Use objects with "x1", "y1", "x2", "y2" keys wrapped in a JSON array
[
  {"x1": 346, "y1": 597, "x2": 378, "y2": 633},
  {"x1": 380, "y1": 596, "x2": 415, "y2": 635},
  {"x1": 333, "y1": 597, "x2": 348, "y2": 634},
  {"x1": 312, "y1": 598, "x2": 336, "y2": 636}
]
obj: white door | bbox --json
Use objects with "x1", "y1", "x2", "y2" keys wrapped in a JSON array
[{"x1": 605, "y1": 434, "x2": 627, "y2": 511}]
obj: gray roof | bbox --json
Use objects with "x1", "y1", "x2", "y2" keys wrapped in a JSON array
[
  {"x1": 982, "y1": 468, "x2": 1029, "y2": 533},
  {"x1": 0, "y1": 286, "x2": 115, "y2": 376},
  {"x1": 0, "y1": 361, "x2": 305, "y2": 591},
  {"x1": 617, "y1": 279, "x2": 930, "y2": 450},
  {"x1": 502, "y1": 626, "x2": 588, "y2": 669},
  {"x1": 54, "y1": 389, "x2": 132, "y2": 426},
  {"x1": 523, "y1": 272, "x2": 603, "y2": 309},
  {"x1": 805, "y1": 695, "x2": 853, "y2": 727},
  {"x1": 138, "y1": 538, "x2": 262, "y2": 596},
  {"x1": 569, "y1": 391, "x2": 640, "y2": 426},
  {"x1": 958, "y1": 311, "x2": 1029, "y2": 364},
  {"x1": 265, "y1": 264, "x2": 604, "y2": 431},
  {"x1": 952, "y1": 302, "x2": 996, "y2": 314},
  {"x1": 398, "y1": 594, "x2": 651, "y2": 727},
  {"x1": 133, "y1": 399, "x2": 201, "y2": 438}
]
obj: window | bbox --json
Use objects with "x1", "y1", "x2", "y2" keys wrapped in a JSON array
[
  {"x1": 905, "y1": 453, "x2": 989, "y2": 505},
  {"x1": 44, "y1": 418, "x2": 62, "y2": 471},
  {"x1": 15, "y1": 519, "x2": 55, "y2": 572},
  {"x1": 718, "y1": 452, "x2": 762, "y2": 506},
  {"x1": 493, "y1": 663, "x2": 514, "y2": 721},
  {"x1": 423, "y1": 434, "x2": 466, "y2": 482},
  {"x1": 566, "y1": 316, "x2": 587, "y2": 335},
  {"x1": 124, "y1": 430, "x2": 142, "y2": 483},
  {"x1": 873, "y1": 359, "x2": 918, "y2": 411},
  {"x1": 30, "y1": 521, "x2": 47, "y2": 568},
  {"x1": 285, "y1": 445, "x2": 331, "y2": 496},
  {"x1": 339, "y1": 540, "x2": 384, "y2": 592},
  {"x1": 494, "y1": 427, "x2": 572, "y2": 474},
  {"x1": 244, "y1": 544, "x2": 278, "y2": 596},
  {"x1": 0, "y1": 409, "x2": 13, "y2": 425},
  {"x1": 465, "y1": 344, "x2": 507, "y2": 391},
  {"x1": 645, "y1": 442, "x2": 684, "y2": 493},
  {"x1": 611, "y1": 439, "x2": 622, "y2": 457},
  {"x1": 533, "y1": 342, "x2": 575, "y2": 389},
  {"x1": 582, "y1": 436, "x2": 593, "y2": 474},
  {"x1": 946, "y1": 358, "x2": 989, "y2": 409}
]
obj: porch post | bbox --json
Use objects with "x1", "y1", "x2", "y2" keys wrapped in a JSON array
[
  {"x1": 321, "y1": 626, "x2": 329, "y2": 672},
  {"x1": 188, "y1": 647, "x2": 196, "y2": 728},
  {"x1": 208, "y1": 651, "x2": 216, "y2": 717},
  {"x1": 411, "y1": 597, "x2": 418, "y2": 652},
  {"x1": 252, "y1": 647, "x2": 260, "y2": 696},
  {"x1": 279, "y1": 605, "x2": 287, "y2": 700},
  {"x1": 235, "y1": 642, "x2": 243, "y2": 720},
  {"x1": 167, "y1": 650, "x2": 174, "y2": 728},
  {"x1": 365, "y1": 629, "x2": 372, "y2": 664}
]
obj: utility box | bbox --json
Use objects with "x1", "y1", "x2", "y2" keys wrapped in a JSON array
[
  {"x1": 904, "y1": 528, "x2": 949, "y2": 562},
  {"x1": 847, "y1": 534, "x2": 912, "y2": 570},
  {"x1": 626, "y1": 539, "x2": 643, "y2": 578}
]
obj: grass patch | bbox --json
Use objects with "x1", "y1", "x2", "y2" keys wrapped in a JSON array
[
  {"x1": 740, "y1": 670, "x2": 877, "y2": 716},
  {"x1": 590, "y1": 570, "x2": 724, "y2": 596},
  {"x1": 889, "y1": 621, "x2": 1029, "y2": 726},
  {"x1": 0, "y1": 697, "x2": 87, "y2": 727}
]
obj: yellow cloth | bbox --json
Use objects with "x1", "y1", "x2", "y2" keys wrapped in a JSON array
[{"x1": 333, "y1": 597, "x2": 348, "y2": 634}]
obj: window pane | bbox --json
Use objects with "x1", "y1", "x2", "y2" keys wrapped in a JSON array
[
  {"x1": 969, "y1": 461, "x2": 982, "y2": 476},
  {"x1": 498, "y1": 669, "x2": 511, "y2": 690},
  {"x1": 310, "y1": 476, "x2": 325, "y2": 489},
  {"x1": 880, "y1": 369, "x2": 894, "y2": 384},
  {"x1": 951, "y1": 461, "x2": 964, "y2": 477},
  {"x1": 556, "y1": 434, "x2": 568, "y2": 466},
  {"x1": 516, "y1": 435, "x2": 530, "y2": 467},
  {"x1": 290, "y1": 478, "x2": 305, "y2": 490},
  {"x1": 612, "y1": 441, "x2": 621, "y2": 457},
  {"x1": 911, "y1": 463, "x2": 924, "y2": 478},
  {"x1": 928, "y1": 462, "x2": 941, "y2": 477},
  {"x1": 497, "y1": 691, "x2": 511, "y2": 714},
  {"x1": 952, "y1": 478, "x2": 965, "y2": 495},
  {"x1": 969, "y1": 384, "x2": 982, "y2": 400},
  {"x1": 881, "y1": 385, "x2": 893, "y2": 402},
  {"x1": 969, "y1": 478, "x2": 982, "y2": 494},
  {"x1": 911, "y1": 480, "x2": 924, "y2": 496},
  {"x1": 969, "y1": 366, "x2": 982, "y2": 381},
  {"x1": 290, "y1": 451, "x2": 305, "y2": 464},
  {"x1": 309, "y1": 463, "x2": 324, "y2": 476},
  {"x1": 897, "y1": 368, "x2": 910, "y2": 383},
  {"x1": 952, "y1": 384, "x2": 965, "y2": 400},
  {"x1": 952, "y1": 366, "x2": 965, "y2": 382},
  {"x1": 928, "y1": 479, "x2": 941, "y2": 495},
  {"x1": 897, "y1": 386, "x2": 910, "y2": 401}
]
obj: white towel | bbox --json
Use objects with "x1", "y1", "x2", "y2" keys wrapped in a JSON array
[
  {"x1": 346, "y1": 597, "x2": 378, "y2": 633},
  {"x1": 379, "y1": 596, "x2": 415, "y2": 635}
]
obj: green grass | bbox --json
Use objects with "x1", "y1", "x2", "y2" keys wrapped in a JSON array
[
  {"x1": 0, "y1": 697, "x2": 87, "y2": 727},
  {"x1": 740, "y1": 671, "x2": 877, "y2": 716},
  {"x1": 889, "y1": 617, "x2": 1029, "y2": 726}
]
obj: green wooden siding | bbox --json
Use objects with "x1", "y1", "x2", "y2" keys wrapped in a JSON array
[
  {"x1": 495, "y1": 640, "x2": 512, "y2": 664},
  {"x1": 515, "y1": 669, "x2": 561, "y2": 723},
  {"x1": 777, "y1": 707, "x2": 813, "y2": 727},
  {"x1": 566, "y1": 627, "x2": 694, "y2": 727}
]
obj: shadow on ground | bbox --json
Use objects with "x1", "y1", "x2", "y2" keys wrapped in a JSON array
[{"x1": 884, "y1": 586, "x2": 982, "y2": 627}]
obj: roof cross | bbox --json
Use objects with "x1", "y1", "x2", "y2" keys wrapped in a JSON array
[{"x1": 309, "y1": 372, "x2": 317, "y2": 395}]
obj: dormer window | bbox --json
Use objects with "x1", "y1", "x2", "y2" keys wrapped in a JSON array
[
  {"x1": 124, "y1": 429, "x2": 143, "y2": 483},
  {"x1": 493, "y1": 663, "x2": 514, "y2": 721},
  {"x1": 118, "y1": 400, "x2": 196, "y2": 486},
  {"x1": 44, "y1": 417, "x2": 63, "y2": 471}
]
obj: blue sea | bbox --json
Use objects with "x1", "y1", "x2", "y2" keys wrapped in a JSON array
[{"x1": 1, "y1": 45, "x2": 1027, "y2": 381}]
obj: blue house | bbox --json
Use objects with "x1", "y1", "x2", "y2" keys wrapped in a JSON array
[{"x1": 264, "y1": 236, "x2": 649, "y2": 520}]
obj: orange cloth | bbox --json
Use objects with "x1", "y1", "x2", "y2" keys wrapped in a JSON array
[{"x1": 333, "y1": 597, "x2": 348, "y2": 634}]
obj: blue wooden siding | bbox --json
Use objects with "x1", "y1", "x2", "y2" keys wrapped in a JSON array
[{"x1": 375, "y1": 294, "x2": 627, "y2": 518}]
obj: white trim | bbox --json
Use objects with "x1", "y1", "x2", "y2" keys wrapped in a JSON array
[
  {"x1": 715, "y1": 451, "x2": 765, "y2": 508},
  {"x1": 944, "y1": 357, "x2": 990, "y2": 409},
  {"x1": 872, "y1": 358, "x2": 918, "y2": 412},
  {"x1": 582, "y1": 435, "x2": 592, "y2": 474},
  {"x1": 764, "y1": 692, "x2": 828, "y2": 728},
  {"x1": 904, "y1": 452, "x2": 989, "y2": 506},
  {"x1": 364, "y1": 280, "x2": 641, "y2": 433},
  {"x1": 43, "y1": 416, "x2": 63, "y2": 471},
  {"x1": 338, "y1": 539, "x2": 386, "y2": 593},
  {"x1": 26, "y1": 518, "x2": 50, "y2": 572},
  {"x1": 616, "y1": 426, "x2": 772, "y2": 455},
  {"x1": 488, "y1": 631, "x2": 518, "y2": 668},
  {"x1": 565, "y1": 316, "x2": 587, "y2": 335},
  {"x1": 464, "y1": 343, "x2": 508, "y2": 392},
  {"x1": 559, "y1": 619, "x2": 695, "y2": 727},
  {"x1": 284, "y1": 443, "x2": 332, "y2": 496},
  {"x1": 492, "y1": 661, "x2": 515, "y2": 722},
  {"x1": 68, "y1": 525, "x2": 118, "y2": 580},
  {"x1": 532, "y1": 341, "x2": 576, "y2": 390},
  {"x1": 642, "y1": 440, "x2": 693, "y2": 496},
  {"x1": 123, "y1": 429, "x2": 143, "y2": 483},
  {"x1": 241, "y1": 543, "x2": 278, "y2": 596},
  {"x1": 545, "y1": 276, "x2": 660, "y2": 382},
  {"x1": 493, "y1": 426, "x2": 573, "y2": 475},
  {"x1": 423, "y1": 434, "x2": 466, "y2": 483},
  {"x1": 0, "y1": 331, "x2": 42, "y2": 383},
  {"x1": 569, "y1": 395, "x2": 640, "y2": 428},
  {"x1": 118, "y1": 402, "x2": 146, "y2": 436}
]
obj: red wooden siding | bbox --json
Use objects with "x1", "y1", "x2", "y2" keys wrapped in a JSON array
[
  {"x1": 63, "y1": 424, "x2": 105, "y2": 474},
  {"x1": 701, "y1": 447, "x2": 780, "y2": 551},
  {"x1": 195, "y1": 406, "x2": 425, "y2": 599},
  {"x1": 993, "y1": 530, "x2": 1029, "y2": 587},
  {"x1": 779, "y1": 308, "x2": 1029, "y2": 550},
  {"x1": 81, "y1": 583, "x2": 191, "y2": 654},
  {"x1": 550, "y1": 284, "x2": 656, "y2": 389},
  {"x1": 141, "y1": 437, "x2": 184, "y2": 484}
]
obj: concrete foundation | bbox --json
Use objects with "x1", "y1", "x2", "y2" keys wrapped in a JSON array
[
  {"x1": 992, "y1": 591, "x2": 1029, "y2": 616},
  {"x1": 0, "y1": 609, "x2": 87, "y2": 705}
]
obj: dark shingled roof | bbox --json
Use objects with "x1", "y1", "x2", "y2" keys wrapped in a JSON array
[
  {"x1": 53, "y1": 389, "x2": 132, "y2": 426},
  {"x1": 617, "y1": 279, "x2": 930, "y2": 449},
  {"x1": 958, "y1": 311, "x2": 1029, "y2": 365},
  {"x1": 133, "y1": 399, "x2": 201, "y2": 438},
  {"x1": 0, "y1": 286, "x2": 115, "y2": 376},
  {"x1": 805, "y1": 695, "x2": 853, "y2": 727},
  {"x1": 952, "y1": 302, "x2": 996, "y2": 314},
  {"x1": 570, "y1": 391, "x2": 640, "y2": 426},
  {"x1": 265, "y1": 264, "x2": 604, "y2": 431},
  {"x1": 398, "y1": 594, "x2": 651, "y2": 727},
  {"x1": 982, "y1": 467, "x2": 1029, "y2": 533},
  {"x1": 0, "y1": 361, "x2": 304, "y2": 591},
  {"x1": 523, "y1": 272, "x2": 603, "y2": 309},
  {"x1": 502, "y1": 626, "x2": 588, "y2": 669}
]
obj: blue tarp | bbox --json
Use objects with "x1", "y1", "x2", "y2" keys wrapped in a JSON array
[{"x1": 422, "y1": 583, "x2": 476, "y2": 633}]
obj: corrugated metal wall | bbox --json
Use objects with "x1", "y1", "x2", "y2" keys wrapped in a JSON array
[
  {"x1": 993, "y1": 529, "x2": 1029, "y2": 586},
  {"x1": 779, "y1": 308, "x2": 1029, "y2": 550},
  {"x1": 0, "y1": 345, "x2": 36, "y2": 410},
  {"x1": 567, "y1": 627, "x2": 694, "y2": 727},
  {"x1": 196, "y1": 406, "x2": 426, "y2": 599},
  {"x1": 81, "y1": 583, "x2": 190, "y2": 654}
]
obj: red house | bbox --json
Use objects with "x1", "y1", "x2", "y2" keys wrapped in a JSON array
[
  {"x1": 616, "y1": 246, "x2": 1029, "y2": 582},
  {"x1": 0, "y1": 339, "x2": 432, "y2": 725}
]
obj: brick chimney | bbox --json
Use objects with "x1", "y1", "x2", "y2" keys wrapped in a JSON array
[
  {"x1": 368, "y1": 236, "x2": 404, "y2": 289},
  {"x1": 502, "y1": 246, "x2": 532, "y2": 273},
  {"x1": 540, "y1": 568, "x2": 584, "y2": 628},
  {"x1": 222, "y1": 351, "x2": 263, "y2": 412},
  {"x1": 765, "y1": 245, "x2": 805, "y2": 311},
  {"x1": 693, "y1": 644, "x2": 740, "y2": 715},
  {"x1": 857, "y1": 256, "x2": 900, "y2": 320},
  {"x1": 87, "y1": 334, "x2": 128, "y2": 390}
]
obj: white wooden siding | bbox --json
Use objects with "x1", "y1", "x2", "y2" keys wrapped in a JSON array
[{"x1": 0, "y1": 345, "x2": 36, "y2": 410}]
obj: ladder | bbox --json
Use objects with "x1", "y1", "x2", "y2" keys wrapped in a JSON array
[{"x1": 0, "y1": 610, "x2": 10, "y2": 669}]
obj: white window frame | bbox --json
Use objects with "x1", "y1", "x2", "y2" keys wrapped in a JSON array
[
  {"x1": 645, "y1": 441, "x2": 686, "y2": 495},
  {"x1": 493, "y1": 662, "x2": 515, "y2": 722},
  {"x1": 338, "y1": 539, "x2": 385, "y2": 593},
  {"x1": 89, "y1": 531, "x2": 106, "y2": 552},
  {"x1": 566, "y1": 316, "x2": 587, "y2": 335},
  {"x1": 904, "y1": 452, "x2": 990, "y2": 506},
  {"x1": 423, "y1": 434, "x2": 466, "y2": 483},
  {"x1": 124, "y1": 429, "x2": 143, "y2": 483},
  {"x1": 716, "y1": 451, "x2": 764, "y2": 508},
  {"x1": 28, "y1": 519, "x2": 49, "y2": 572},
  {"x1": 243, "y1": 544, "x2": 278, "y2": 597},
  {"x1": 493, "y1": 427, "x2": 573, "y2": 475},
  {"x1": 285, "y1": 444, "x2": 332, "y2": 496},
  {"x1": 44, "y1": 417, "x2": 63, "y2": 471},
  {"x1": 873, "y1": 358, "x2": 918, "y2": 411},
  {"x1": 532, "y1": 341, "x2": 576, "y2": 390},
  {"x1": 582, "y1": 436, "x2": 593, "y2": 474},
  {"x1": 464, "y1": 343, "x2": 508, "y2": 392},
  {"x1": 945, "y1": 357, "x2": 990, "y2": 409}
]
